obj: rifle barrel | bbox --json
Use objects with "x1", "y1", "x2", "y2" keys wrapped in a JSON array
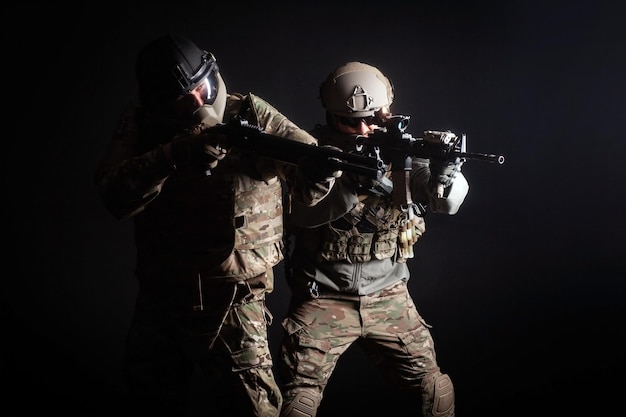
[{"x1": 457, "y1": 152, "x2": 505, "y2": 164}]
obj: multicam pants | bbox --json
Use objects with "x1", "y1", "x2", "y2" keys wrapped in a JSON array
[
  {"x1": 123, "y1": 275, "x2": 282, "y2": 417},
  {"x1": 278, "y1": 279, "x2": 454, "y2": 417}
]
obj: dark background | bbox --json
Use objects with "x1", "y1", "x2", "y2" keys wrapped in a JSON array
[{"x1": 4, "y1": 1, "x2": 625, "y2": 416}]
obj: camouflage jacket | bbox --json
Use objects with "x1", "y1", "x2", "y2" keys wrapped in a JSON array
[{"x1": 95, "y1": 93, "x2": 333, "y2": 282}]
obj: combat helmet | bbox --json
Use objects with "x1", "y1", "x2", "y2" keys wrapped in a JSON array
[
  {"x1": 319, "y1": 61, "x2": 394, "y2": 118},
  {"x1": 135, "y1": 33, "x2": 226, "y2": 117}
]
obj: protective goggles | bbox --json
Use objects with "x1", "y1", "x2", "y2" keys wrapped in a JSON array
[
  {"x1": 336, "y1": 108, "x2": 391, "y2": 128},
  {"x1": 336, "y1": 115, "x2": 380, "y2": 128},
  {"x1": 181, "y1": 52, "x2": 220, "y2": 105}
]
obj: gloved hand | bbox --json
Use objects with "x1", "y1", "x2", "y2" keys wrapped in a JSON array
[
  {"x1": 429, "y1": 156, "x2": 463, "y2": 188},
  {"x1": 424, "y1": 130, "x2": 464, "y2": 197},
  {"x1": 347, "y1": 171, "x2": 393, "y2": 197},
  {"x1": 297, "y1": 145, "x2": 344, "y2": 183},
  {"x1": 170, "y1": 126, "x2": 228, "y2": 174}
]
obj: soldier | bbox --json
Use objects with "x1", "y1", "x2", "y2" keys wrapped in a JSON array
[
  {"x1": 278, "y1": 62, "x2": 468, "y2": 417},
  {"x1": 94, "y1": 34, "x2": 340, "y2": 417}
]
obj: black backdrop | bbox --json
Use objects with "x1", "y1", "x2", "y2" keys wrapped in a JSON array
[{"x1": 4, "y1": 1, "x2": 625, "y2": 416}]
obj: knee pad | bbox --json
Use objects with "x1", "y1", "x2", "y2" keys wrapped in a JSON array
[
  {"x1": 280, "y1": 388, "x2": 321, "y2": 417},
  {"x1": 422, "y1": 372, "x2": 455, "y2": 417}
]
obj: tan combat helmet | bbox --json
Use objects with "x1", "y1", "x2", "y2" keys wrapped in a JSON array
[{"x1": 319, "y1": 61, "x2": 394, "y2": 118}]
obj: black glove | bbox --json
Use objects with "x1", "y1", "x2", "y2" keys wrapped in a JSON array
[
  {"x1": 429, "y1": 156, "x2": 463, "y2": 188},
  {"x1": 423, "y1": 130, "x2": 464, "y2": 193},
  {"x1": 297, "y1": 145, "x2": 344, "y2": 183},
  {"x1": 170, "y1": 128, "x2": 227, "y2": 174},
  {"x1": 346, "y1": 171, "x2": 393, "y2": 197}
]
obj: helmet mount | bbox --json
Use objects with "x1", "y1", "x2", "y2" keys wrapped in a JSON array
[{"x1": 346, "y1": 85, "x2": 376, "y2": 113}]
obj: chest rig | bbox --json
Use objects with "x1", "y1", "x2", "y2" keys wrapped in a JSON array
[
  {"x1": 318, "y1": 196, "x2": 424, "y2": 264},
  {"x1": 313, "y1": 126, "x2": 426, "y2": 264}
]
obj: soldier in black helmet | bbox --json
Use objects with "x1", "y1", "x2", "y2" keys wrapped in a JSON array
[
  {"x1": 277, "y1": 62, "x2": 468, "y2": 417},
  {"x1": 94, "y1": 34, "x2": 341, "y2": 417}
]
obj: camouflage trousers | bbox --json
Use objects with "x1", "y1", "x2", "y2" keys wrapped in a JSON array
[
  {"x1": 278, "y1": 279, "x2": 454, "y2": 417},
  {"x1": 123, "y1": 274, "x2": 282, "y2": 417}
]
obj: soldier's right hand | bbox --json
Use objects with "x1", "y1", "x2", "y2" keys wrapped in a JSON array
[
  {"x1": 170, "y1": 130, "x2": 228, "y2": 173},
  {"x1": 297, "y1": 145, "x2": 344, "y2": 183}
]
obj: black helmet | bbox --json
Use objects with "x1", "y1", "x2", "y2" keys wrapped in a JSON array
[{"x1": 135, "y1": 34, "x2": 219, "y2": 108}]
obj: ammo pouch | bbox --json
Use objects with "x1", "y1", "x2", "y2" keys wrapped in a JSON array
[{"x1": 318, "y1": 221, "x2": 400, "y2": 264}]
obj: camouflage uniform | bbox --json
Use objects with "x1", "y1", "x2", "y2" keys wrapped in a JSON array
[
  {"x1": 278, "y1": 125, "x2": 468, "y2": 417},
  {"x1": 95, "y1": 93, "x2": 333, "y2": 417}
]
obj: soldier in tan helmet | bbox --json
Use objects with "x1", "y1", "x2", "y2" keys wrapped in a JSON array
[
  {"x1": 277, "y1": 61, "x2": 468, "y2": 417},
  {"x1": 94, "y1": 34, "x2": 341, "y2": 417}
]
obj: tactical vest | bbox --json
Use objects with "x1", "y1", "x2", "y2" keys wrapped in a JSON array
[
  {"x1": 311, "y1": 125, "x2": 426, "y2": 264},
  {"x1": 134, "y1": 98, "x2": 285, "y2": 280},
  {"x1": 317, "y1": 198, "x2": 424, "y2": 264}
]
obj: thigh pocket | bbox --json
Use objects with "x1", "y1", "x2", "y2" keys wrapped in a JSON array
[
  {"x1": 282, "y1": 317, "x2": 332, "y2": 378},
  {"x1": 227, "y1": 302, "x2": 273, "y2": 372},
  {"x1": 397, "y1": 321, "x2": 437, "y2": 371},
  {"x1": 231, "y1": 342, "x2": 274, "y2": 372},
  {"x1": 282, "y1": 317, "x2": 331, "y2": 352}
]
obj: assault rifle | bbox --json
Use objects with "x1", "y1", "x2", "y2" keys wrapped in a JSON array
[
  {"x1": 350, "y1": 114, "x2": 505, "y2": 200},
  {"x1": 356, "y1": 115, "x2": 505, "y2": 166},
  {"x1": 206, "y1": 117, "x2": 386, "y2": 179}
]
